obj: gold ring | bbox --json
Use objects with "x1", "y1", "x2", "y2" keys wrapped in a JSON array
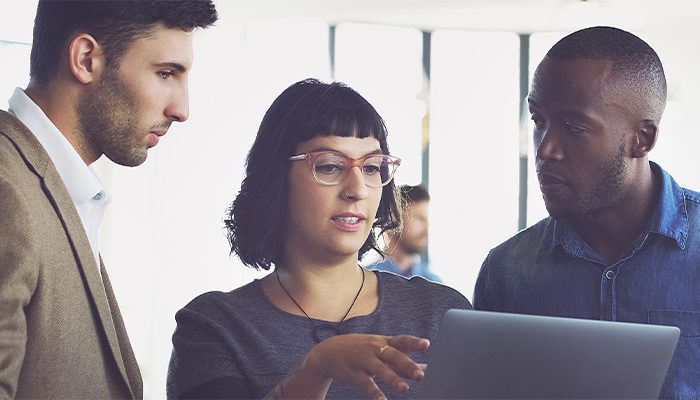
[{"x1": 379, "y1": 345, "x2": 390, "y2": 360}]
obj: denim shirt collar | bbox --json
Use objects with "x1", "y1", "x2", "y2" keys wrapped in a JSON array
[{"x1": 539, "y1": 162, "x2": 689, "y2": 261}]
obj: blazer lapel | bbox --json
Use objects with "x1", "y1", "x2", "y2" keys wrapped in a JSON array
[
  {"x1": 41, "y1": 171, "x2": 136, "y2": 398},
  {"x1": 0, "y1": 111, "x2": 136, "y2": 397},
  {"x1": 101, "y1": 259, "x2": 143, "y2": 399}
]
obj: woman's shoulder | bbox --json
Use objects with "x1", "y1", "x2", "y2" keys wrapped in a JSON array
[
  {"x1": 375, "y1": 270, "x2": 472, "y2": 310},
  {"x1": 177, "y1": 279, "x2": 265, "y2": 318}
]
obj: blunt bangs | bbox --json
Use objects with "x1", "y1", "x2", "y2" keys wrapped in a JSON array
[{"x1": 292, "y1": 81, "x2": 389, "y2": 153}]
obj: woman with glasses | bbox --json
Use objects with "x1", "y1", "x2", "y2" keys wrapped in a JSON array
[{"x1": 167, "y1": 79, "x2": 472, "y2": 399}]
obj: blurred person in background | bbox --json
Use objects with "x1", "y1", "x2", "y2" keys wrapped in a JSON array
[{"x1": 370, "y1": 185, "x2": 442, "y2": 282}]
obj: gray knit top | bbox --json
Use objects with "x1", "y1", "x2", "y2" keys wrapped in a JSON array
[{"x1": 167, "y1": 271, "x2": 471, "y2": 399}]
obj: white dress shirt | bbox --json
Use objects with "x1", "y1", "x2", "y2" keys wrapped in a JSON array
[{"x1": 8, "y1": 87, "x2": 109, "y2": 272}]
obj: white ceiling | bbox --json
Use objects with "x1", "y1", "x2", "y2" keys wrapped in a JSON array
[
  {"x1": 218, "y1": 0, "x2": 700, "y2": 33},
  {"x1": 3, "y1": 0, "x2": 698, "y2": 44}
]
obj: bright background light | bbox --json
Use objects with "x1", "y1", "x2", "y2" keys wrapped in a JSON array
[
  {"x1": 3, "y1": 1, "x2": 700, "y2": 398},
  {"x1": 428, "y1": 31, "x2": 519, "y2": 298}
]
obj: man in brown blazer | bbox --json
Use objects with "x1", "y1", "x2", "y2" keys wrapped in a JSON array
[{"x1": 0, "y1": 1, "x2": 217, "y2": 398}]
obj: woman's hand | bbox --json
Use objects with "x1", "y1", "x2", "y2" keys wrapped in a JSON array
[{"x1": 302, "y1": 333, "x2": 430, "y2": 400}]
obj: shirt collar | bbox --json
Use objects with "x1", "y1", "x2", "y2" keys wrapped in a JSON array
[
  {"x1": 539, "y1": 161, "x2": 689, "y2": 259},
  {"x1": 538, "y1": 218, "x2": 581, "y2": 261},
  {"x1": 8, "y1": 87, "x2": 105, "y2": 205},
  {"x1": 644, "y1": 161, "x2": 688, "y2": 249}
]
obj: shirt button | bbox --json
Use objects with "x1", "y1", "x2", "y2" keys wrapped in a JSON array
[{"x1": 605, "y1": 270, "x2": 615, "y2": 280}]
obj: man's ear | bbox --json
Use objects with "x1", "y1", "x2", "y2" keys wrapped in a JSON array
[
  {"x1": 631, "y1": 120, "x2": 659, "y2": 158},
  {"x1": 68, "y1": 33, "x2": 104, "y2": 84}
]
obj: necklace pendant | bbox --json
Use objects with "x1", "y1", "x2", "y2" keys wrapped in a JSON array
[
  {"x1": 312, "y1": 324, "x2": 342, "y2": 343},
  {"x1": 275, "y1": 266, "x2": 366, "y2": 344}
]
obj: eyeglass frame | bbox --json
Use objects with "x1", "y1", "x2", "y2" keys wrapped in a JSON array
[{"x1": 288, "y1": 150, "x2": 402, "y2": 187}]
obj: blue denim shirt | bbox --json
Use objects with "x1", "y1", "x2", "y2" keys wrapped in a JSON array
[
  {"x1": 369, "y1": 257, "x2": 443, "y2": 283},
  {"x1": 474, "y1": 162, "x2": 700, "y2": 399}
]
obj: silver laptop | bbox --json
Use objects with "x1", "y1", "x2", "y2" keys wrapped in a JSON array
[{"x1": 418, "y1": 309, "x2": 680, "y2": 399}]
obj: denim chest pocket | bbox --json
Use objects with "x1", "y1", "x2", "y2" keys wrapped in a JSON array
[{"x1": 648, "y1": 309, "x2": 700, "y2": 399}]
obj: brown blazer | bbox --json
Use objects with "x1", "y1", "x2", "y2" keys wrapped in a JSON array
[{"x1": 0, "y1": 110, "x2": 142, "y2": 399}]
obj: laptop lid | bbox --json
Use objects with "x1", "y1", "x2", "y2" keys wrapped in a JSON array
[{"x1": 418, "y1": 309, "x2": 680, "y2": 399}]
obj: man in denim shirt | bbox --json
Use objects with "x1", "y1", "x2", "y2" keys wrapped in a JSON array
[{"x1": 474, "y1": 26, "x2": 699, "y2": 399}]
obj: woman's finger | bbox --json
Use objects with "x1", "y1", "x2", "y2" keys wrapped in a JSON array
[
  {"x1": 357, "y1": 374, "x2": 388, "y2": 400},
  {"x1": 386, "y1": 335, "x2": 430, "y2": 353},
  {"x1": 368, "y1": 359, "x2": 411, "y2": 394},
  {"x1": 378, "y1": 345, "x2": 425, "y2": 381}
]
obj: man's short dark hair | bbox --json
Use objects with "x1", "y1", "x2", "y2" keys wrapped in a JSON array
[
  {"x1": 399, "y1": 185, "x2": 430, "y2": 206},
  {"x1": 546, "y1": 26, "x2": 667, "y2": 119},
  {"x1": 225, "y1": 79, "x2": 402, "y2": 271},
  {"x1": 30, "y1": 0, "x2": 218, "y2": 83}
]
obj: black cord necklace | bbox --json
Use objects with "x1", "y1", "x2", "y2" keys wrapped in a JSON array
[{"x1": 275, "y1": 265, "x2": 365, "y2": 343}]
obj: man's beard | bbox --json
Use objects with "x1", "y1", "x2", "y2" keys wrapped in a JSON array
[
  {"x1": 77, "y1": 68, "x2": 148, "y2": 167},
  {"x1": 399, "y1": 235, "x2": 427, "y2": 255},
  {"x1": 549, "y1": 139, "x2": 628, "y2": 221}
]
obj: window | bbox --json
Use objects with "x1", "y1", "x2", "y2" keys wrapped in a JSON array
[{"x1": 429, "y1": 31, "x2": 519, "y2": 298}]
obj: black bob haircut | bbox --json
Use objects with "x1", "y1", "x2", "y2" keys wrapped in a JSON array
[
  {"x1": 30, "y1": 0, "x2": 218, "y2": 84},
  {"x1": 225, "y1": 79, "x2": 402, "y2": 271},
  {"x1": 546, "y1": 26, "x2": 667, "y2": 116}
]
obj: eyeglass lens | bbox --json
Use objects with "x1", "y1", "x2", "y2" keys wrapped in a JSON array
[{"x1": 313, "y1": 153, "x2": 396, "y2": 187}]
